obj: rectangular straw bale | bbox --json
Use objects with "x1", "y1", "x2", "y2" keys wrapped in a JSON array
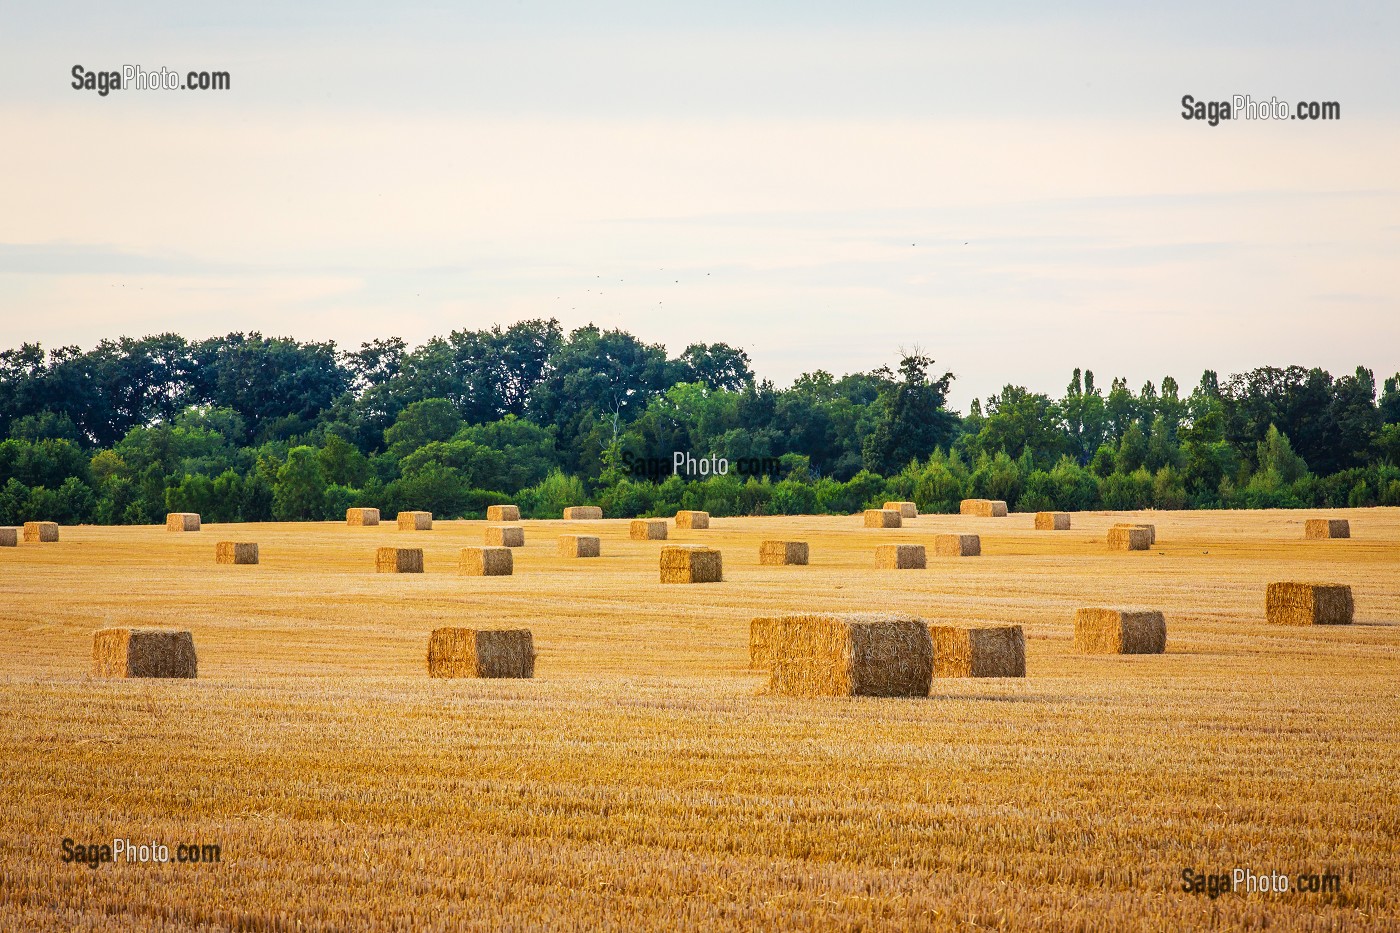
[
  {"x1": 1265, "y1": 582, "x2": 1354, "y2": 625},
  {"x1": 767, "y1": 613, "x2": 933, "y2": 697},
  {"x1": 630, "y1": 519, "x2": 669, "y2": 540},
  {"x1": 557, "y1": 534, "x2": 601, "y2": 558},
  {"x1": 934, "y1": 534, "x2": 981, "y2": 557},
  {"x1": 1074, "y1": 608, "x2": 1167, "y2": 654},
  {"x1": 485, "y1": 525, "x2": 525, "y2": 547},
  {"x1": 215, "y1": 542, "x2": 259, "y2": 565},
  {"x1": 1304, "y1": 518, "x2": 1350, "y2": 539},
  {"x1": 397, "y1": 511, "x2": 433, "y2": 531},
  {"x1": 759, "y1": 540, "x2": 808, "y2": 565},
  {"x1": 675, "y1": 510, "x2": 710, "y2": 529},
  {"x1": 1035, "y1": 512, "x2": 1071, "y2": 530},
  {"x1": 1112, "y1": 522, "x2": 1156, "y2": 545},
  {"x1": 345, "y1": 507, "x2": 380, "y2": 526},
  {"x1": 92, "y1": 628, "x2": 197, "y2": 679},
  {"x1": 376, "y1": 547, "x2": 424, "y2": 573},
  {"x1": 750, "y1": 616, "x2": 780, "y2": 669},
  {"x1": 959, "y1": 499, "x2": 1008, "y2": 517},
  {"x1": 486, "y1": 504, "x2": 521, "y2": 522},
  {"x1": 659, "y1": 545, "x2": 722, "y2": 583},
  {"x1": 864, "y1": 509, "x2": 902, "y2": 528},
  {"x1": 875, "y1": 544, "x2": 925, "y2": 569},
  {"x1": 427, "y1": 628, "x2": 534, "y2": 678},
  {"x1": 460, "y1": 546, "x2": 514, "y2": 576},
  {"x1": 23, "y1": 521, "x2": 59, "y2": 543},
  {"x1": 165, "y1": 512, "x2": 201, "y2": 532},
  {"x1": 0, "y1": 528, "x2": 16, "y2": 547},
  {"x1": 930, "y1": 625, "x2": 1026, "y2": 677},
  {"x1": 883, "y1": 501, "x2": 918, "y2": 518},
  {"x1": 563, "y1": 506, "x2": 603, "y2": 520},
  {"x1": 1107, "y1": 526, "x2": 1151, "y2": 551}
]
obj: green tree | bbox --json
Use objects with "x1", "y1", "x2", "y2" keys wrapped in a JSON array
[
  {"x1": 861, "y1": 353, "x2": 959, "y2": 475},
  {"x1": 272, "y1": 446, "x2": 328, "y2": 520}
]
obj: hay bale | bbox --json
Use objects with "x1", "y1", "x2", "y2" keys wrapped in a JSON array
[
  {"x1": 376, "y1": 547, "x2": 424, "y2": 573},
  {"x1": 1073, "y1": 608, "x2": 1167, "y2": 654},
  {"x1": 91, "y1": 628, "x2": 197, "y2": 679},
  {"x1": 346, "y1": 507, "x2": 380, "y2": 526},
  {"x1": 427, "y1": 628, "x2": 534, "y2": 678},
  {"x1": 1035, "y1": 512, "x2": 1071, "y2": 530},
  {"x1": 22, "y1": 521, "x2": 58, "y2": 543},
  {"x1": 214, "y1": 542, "x2": 259, "y2": 565},
  {"x1": 460, "y1": 546, "x2": 514, "y2": 576},
  {"x1": 1112, "y1": 522, "x2": 1156, "y2": 545},
  {"x1": 659, "y1": 545, "x2": 722, "y2": 583},
  {"x1": 1107, "y1": 526, "x2": 1151, "y2": 551},
  {"x1": 0, "y1": 528, "x2": 17, "y2": 547},
  {"x1": 165, "y1": 513, "x2": 201, "y2": 532},
  {"x1": 1304, "y1": 518, "x2": 1350, "y2": 539},
  {"x1": 930, "y1": 625, "x2": 1026, "y2": 677},
  {"x1": 558, "y1": 534, "x2": 601, "y2": 558},
  {"x1": 933, "y1": 534, "x2": 981, "y2": 557},
  {"x1": 675, "y1": 510, "x2": 710, "y2": 529},
  {"x1": 959, "y1": 499, "x2": 1008, "y2": 517},
  {"x1": 630, "y1": 519, "x2": 669, "y2": 541},
  {"x1": 486, "y1": 505, "x2": 521, "y2": 522},
  {"x1": 1265, "y1": 582, "x2": 1354, "y2": 626},
  {"x1": 397, "y1": 511, "x2": 433, "y2": 531},
  {"x1": 883, "y1": 501, "x2": 918, "y2": 518},
  {"x1": 767, "y1": 613, "x2": 933, "y2": 697},
  {"x1": 864, "y1": 509, "x2": 902, "y2": 528},
  {"x1": 563, "y1": 506, "x2": 603, "y2": 520},
  {"x1": 749, "y1": 617, "x2": 780, "y2": 669},
  {"x1": 759, "y1": 540, "x2": 809, "y2": 565},
  {"x1": 485, "y1": 525, "x2": 525, "y2": 547},
  {"x1": 875, "y1": 544, "x2": 925, "y2": 569}
]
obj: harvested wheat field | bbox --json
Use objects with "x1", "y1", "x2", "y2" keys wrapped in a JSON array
[{"x1": 0, "y1": 508, "x2": 1398, "y2": 930}]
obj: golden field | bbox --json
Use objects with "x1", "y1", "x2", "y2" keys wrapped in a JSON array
[{"x1": 1, "y1": 508, "x2": 1397, "y2": 931}]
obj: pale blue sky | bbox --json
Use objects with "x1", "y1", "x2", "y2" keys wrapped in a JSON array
[{"x1": 2, "y1": 2, "x2": 1396, "y2": 408}]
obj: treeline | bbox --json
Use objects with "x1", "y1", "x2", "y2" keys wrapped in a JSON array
[{"x1": 1, "y1": 319, "x2": 1398, "y2": 524}]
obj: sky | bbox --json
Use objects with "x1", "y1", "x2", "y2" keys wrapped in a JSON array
[{"x1": 1, "y1": 1, "x2": 1397, "y2": 411}]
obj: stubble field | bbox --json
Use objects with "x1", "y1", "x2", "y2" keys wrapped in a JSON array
[{"x1": 1, "y1": 508, "x2": 1397, "y2": 931}]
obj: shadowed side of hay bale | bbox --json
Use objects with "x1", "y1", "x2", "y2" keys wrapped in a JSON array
[
  {"x1": 346, "y1": 508, "x2": 380, "y2": 526},
  {"x1": 0, "y1": 528, "x2": 16, "y2": 547},
  {"x1": 376, "y1": 547, "x2": 424, "y2": 573},
  {"x1": 931, "y1": 625, "x2": 1026, "y2": 677},
  {"x1": 1074, "y1": 608, "x2": 1167, "y2": 654},
  {"x1": 934, "y1": 534, "x2": 980, "y2": 557},
  {"x1": 1266, "y1": 582, "x2": 1354, "y2": 625},
  {"x1": 215, "y1": 542, "x2": 259, "y2": 565},
  {"x1": 397, "y1": 511, "x2": 433, "y2": 531},
  {"x1": 558, "y1": 535, "x2": 601, "y2": 557},
  {"x1": 166, "y1": 512, "x2": 201, "y2": 532},
  {"x1": 92, "y1": 628, "x2": 197, "y2": 679},
  {"x1": 675, "y1": 510, "x2": 710, "y2": 529},
  {"x1": 759, "y1": 540, "x2": 808, "y2": 565},
  {"x1": 427, "y1": 628, "x2": 534, "y2": 678},
  {"x1": 1035, "y1": 512, "x2": 1071, "y2": 530},
  {"x1": 485, "y1": 526, "x2": 525, "y2": 547},
  {"x1": 659, "y1": 545, "x2": 722, "y2": 583},
  {"x1": 486, "y1": 505, "x2": 521, "y2": 522},
  {"x1": 630, "y1": 520, "x2": 668, "y2": 541},
  {"x1": 768, "y1": 614, "x2": 933, "y2": 697},
  {"x1": 749, "y1": 617, "x2": 779, "y2": 669},
  {"x1": 1304, "y1": 518, "x2": 1350, "y2": 539},
  {"x1": 883, "y1": 501, "x2": 917, "y2": 518},
  {"x1": 563, "y1": 506, "x2": 603, "y2": 520},
  {"x1": 863, "y1": 509, "x2": 902, "y2": 528},
  {"x1": 23, "y1": 522, "x2": 59, "y2": 543},
  {"x1": 460, "y1": 547, "x2": 514, "y2": 576},
  {"x1": 875, "y1": 544, "x2": 925, "y2": 569},
  {"x1": 1107, "y1": 527, "x2": 1151, "y2": 551}
]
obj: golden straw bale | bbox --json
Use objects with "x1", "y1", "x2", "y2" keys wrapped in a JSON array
[
  {"x1": 397, "y1": 511, "x2": 433, "y2": 531},
  {"x1": 759, "y1": 540, "x2": 808, "y2": 565},
  {"x1": 933, "y1": 534, "x2": 980, "y2": 557},
  {"x1": 1107, "y1": 526, "x2": 1151, "y2": 551},
  {"x1": 486, "y1": 505, "x2": 521, "y2": 522},
  {"x1": 166, "y1": 513, "x2": 201, "y2": 532},
  {"x1": 92, "y1": 628, "x2": 197, "y2": 679},
  {"x1": 875, "y1": 544, "x2": 925, "y2": 569},
  {"x1": 563, "y1": 506, "x2": 603, "y2": 520},
  {"x1": 376, "y1": 547, "x2": 424, "y2": 573},
  {"x1": 427, "y1": 628, "x2": 534, "y2": 678},
  {"x1": 345, "y1": 508, "x2": 380, "y2": 526},
  {"x1": 485, "y1": 525, "x2": 525, "y2": 547},
  {"x1": 215, "y1": 542, "x2": 259, "y2": 565},
  {"x1": 749, "y1": 617, "x2": 780, "y2": 669},
  {"x1": 1074, "y1": 608, "x2": 1167, "y2": 654},
  {"x1": 1035, "y1": 512, "x2": 1071, "y2": 530},
  {"x1": 1304, "y1": 519, "x2": 1350, "y2": 539},
  {"x1": 767, "y1": 613, "x2": 933, "y2": 698},
  {"x1": 1112, "y1": 522, "x2": 1156, "y2": 545},
  {"x1": 930, "y1": 625, "x2": 1026, "y2": 677},
  {"x1": 864, "y1": 509, "x2": 902, "y2": 528},
  {"x1": 1265, "y1": 582, "x2": 1354, "y2": 625},
  {"x1": 557, "y1": 535, "x2": 601, "y2": 558},
  {"x1": 659, "y1": 545, "x2": 722, "y2": 583},
  {"x1": 23, "y1": 522, "x2": 58, "y2": 543},
  {"x1": 0, "y1": 528, "x2": 17, "y2": 547},
  {"x1": 675, "y1": 510, "x2": 710, "y2": 529},
  {"x1": 959, "y1": 499, "x2": 1007, "y2": 517},
  {"x1": 460, "y1": 546, "x2": 513, "y2": 576},
  {"x1": 630, "y1": 519, "x2": 669, "y2": 541},
  {"x1": 883, "y1": 501, "x2": 918, "y2": 518}
]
